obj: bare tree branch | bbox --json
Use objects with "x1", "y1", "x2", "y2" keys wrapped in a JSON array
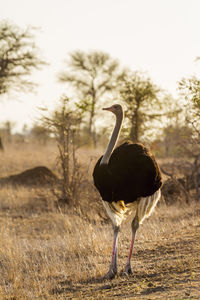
[{"x1": 0, "y1": 21, "x2": 46, "y2": 94}]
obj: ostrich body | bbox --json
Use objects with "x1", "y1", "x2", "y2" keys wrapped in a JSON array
[{"x1": 93, "y1": 104, "x2": 162, "y2": 279}]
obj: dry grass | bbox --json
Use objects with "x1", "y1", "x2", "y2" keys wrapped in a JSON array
[{"x1": 0, "y1": 142, "x2": 200, "y2": 299}]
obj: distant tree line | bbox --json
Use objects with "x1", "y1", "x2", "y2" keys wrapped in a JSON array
[{"x1": 1, "y1": 20, "x2": 200, "y2": 156}]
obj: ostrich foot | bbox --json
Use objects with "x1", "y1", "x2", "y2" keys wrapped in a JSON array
[
  {"x1": 121, "y1": 264, "x2": 133, "y2": 276},
  {"x1": 103, "y1": 268, "x2": 117, "y2": 280}
]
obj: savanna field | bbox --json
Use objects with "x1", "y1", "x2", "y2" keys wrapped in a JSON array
[{"x1": 0, "y1": 142, "x2": 200, "y2": 299}]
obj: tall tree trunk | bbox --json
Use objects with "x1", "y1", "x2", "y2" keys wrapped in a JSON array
[
  {"x1": 130, "y1": 101, "x2": 140, "y2": 142},
  {"x1": 88, "y1": 82, "x2": 97, "y2": 147},
  {"x1": 0, "y1": 137, "x2": 4, "y2": 151}
]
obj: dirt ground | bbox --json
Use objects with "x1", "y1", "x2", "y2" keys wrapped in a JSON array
[{"x1": 51, "y1": 210, "x2": 200, "y2": 300}]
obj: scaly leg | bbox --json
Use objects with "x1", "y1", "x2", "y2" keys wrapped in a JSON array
[
  {"x1": 123, "y1": 215, "x2": 139, "y2": 275},
  {"x1": 103, "y1": 225, "x2": 120, "y2": 279}
]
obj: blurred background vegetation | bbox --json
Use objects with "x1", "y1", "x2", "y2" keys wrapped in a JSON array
[{"x1": 1, "y1": 20, "x2": 200, "y2": 205}]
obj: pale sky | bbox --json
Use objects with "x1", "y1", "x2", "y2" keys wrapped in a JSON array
[{"x1": 0, "y1": 0, "x2": 200, "y2": 132}]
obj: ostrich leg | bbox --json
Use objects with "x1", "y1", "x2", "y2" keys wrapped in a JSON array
[
  {"x1": 123, "y1": 215, "x2": 139, "y2": 275},
  {"x1": 123, "y1": 193, "x2": 160, "y2": 275},
  {"x1": 103, "y1": 225, "x2": 120, "y2": 279}
]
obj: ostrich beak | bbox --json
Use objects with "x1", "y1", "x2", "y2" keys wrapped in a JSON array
[{"x1": 102, "y1": 106, "x2": 113, "y2": 112}]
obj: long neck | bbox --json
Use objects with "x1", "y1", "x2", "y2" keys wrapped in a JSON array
[{"x1": 100, "y1": 113, "x2": 123, "y2": 165}]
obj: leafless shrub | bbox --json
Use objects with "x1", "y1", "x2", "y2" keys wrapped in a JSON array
[
  {"x1": 42, "y1": 96, "x2": 85, "y2": 205},
  {"x1": 161, "y1": 177, "x2": 189, "y2": 205},
  {"x1": 161, "y1": 156, "x2": 200, "y2": 204}
]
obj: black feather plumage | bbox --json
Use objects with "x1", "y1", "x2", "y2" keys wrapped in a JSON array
[{"x1": 93, "y1": 142, "x2": 162, "y2": 204}]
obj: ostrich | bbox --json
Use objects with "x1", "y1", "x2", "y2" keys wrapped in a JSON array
[{"x1": 93, "y1": 104, "x2": 162, "y2": 279}]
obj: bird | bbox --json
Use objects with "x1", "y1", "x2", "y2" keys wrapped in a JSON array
[{"x1": 93, "y1": 104, "x2": 162, "y2": 279}]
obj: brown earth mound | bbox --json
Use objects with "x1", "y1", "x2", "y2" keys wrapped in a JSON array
[{"x1": 0, "y1": 166, "x2": 58, "y2": 186}]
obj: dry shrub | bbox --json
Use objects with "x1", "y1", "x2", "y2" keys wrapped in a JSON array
[
  {"x1": 161, "y1": 178, "x2": 189, "y2": 205},
  {"x1": 161, "y1": 158, "x2": 200, "y2": 202}
]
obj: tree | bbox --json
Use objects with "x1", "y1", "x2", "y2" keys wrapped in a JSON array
[
  {"x1": 0, "y1": 21, "x2": 45, "y2": 94},
  {"x1": 177, "y1": 74, "x2": 200, "y2": 201},
  {"x1": 119, "y1": 71, "x2": 161, "y2": 142},
  {"x1": 59, "y1": 50, "x2": 122, "y2": 146},
  {"x1": 179, "y1": 76, "x2": 200, "y2": 108},
  {"x1": 0, "y1": 137, "x2": 4, "y2": 151},
  {"x1": 162, "y1": 124, "x2": 193, "y2": 157},
  {"x1": 30, "y1": 124, "x2": 51, "y2": 145},
  {"x1": 179, "y1": 75, "x2": 200, "y2": 137},
  {"x1": 0, "y1": 120, "x2": 15, "y2": 144}
]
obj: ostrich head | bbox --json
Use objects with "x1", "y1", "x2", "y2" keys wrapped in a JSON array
[{"x1": 102, "y1": 104, "x2": 123, "y2": 118}]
